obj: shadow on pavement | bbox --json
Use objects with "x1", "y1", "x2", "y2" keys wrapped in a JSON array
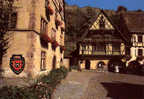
[{"x1": 101, "y1": 81, "x2": 144, "y2": 99}]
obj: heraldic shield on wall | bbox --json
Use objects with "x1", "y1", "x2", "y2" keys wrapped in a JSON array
[{"x1": 10, "y1": 55, "x2": 25, "y2": 75}]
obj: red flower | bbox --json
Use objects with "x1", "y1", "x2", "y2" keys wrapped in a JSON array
[
  {"x1": 40, "y1": 33, "x2": 51, "y2": 42},
  {"x1": 47, "y1": 6, "x2": 54, "y2": 15},
  {"x1": 52, "y1": 40, "x2": 59, "y2": 47}
]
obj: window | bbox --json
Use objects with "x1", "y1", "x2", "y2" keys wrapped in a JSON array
[
  {"x1": 99, "y1": 16, "x2": 105, "y2": 29},
  {"x1": 112, "y1": 44, "x2": 120, "y2": 52},
  {"x1": 138, "y1": 49, "x2": 143, "y2": 56},
  {"x1": 82, "y1": 45, "x2": 86, "y2": 54},
  {"x1": 40, "y1": 51, "x2": 46, "y2": 71},
  {"x1": 40, "y1": 18, "x2": 47, "y2": 34},
  {"x1": 9, "y1": 12, "x2": 17, "y2": 29},
  {"x1": 52, "y1": 56, "x2": 56, "y2": 69},
  {"x1": 93, "y1": 43, "x2": 105, "y2": 51},
  {"x1": 138, "y1": 35, "x2": 142, "y2": 42}
]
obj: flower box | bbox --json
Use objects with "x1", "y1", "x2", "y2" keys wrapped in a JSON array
[
  {"x1": 47, "y1": 6, "x2": 54, "y2": 15},
  {"x1": 40, "y1": 33, "x2": 51, "y2": 42},
  {"x1": 52, "y1": 40, "x2": 59, "y2": 47},
  {"x1": 56, "y1": 19, "x2": 63, "y2": 26}
]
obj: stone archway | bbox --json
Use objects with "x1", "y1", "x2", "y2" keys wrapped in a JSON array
[
  {"x1": 97, "y1": 61, "x2": 105, "y2": 69},
  {"x1": 85, "y1": 60, "x2": 90, "y2": 70}
]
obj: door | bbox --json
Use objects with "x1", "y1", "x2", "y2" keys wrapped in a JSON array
[{"x1": 85, "y1": 60, "x2": 90, "y2": 70}]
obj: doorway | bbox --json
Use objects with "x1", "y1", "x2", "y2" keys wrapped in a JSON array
[{"x1": 85, "y1": 60, "x2": 90, "y2": 70}]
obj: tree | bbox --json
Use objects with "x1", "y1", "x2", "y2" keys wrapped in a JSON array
[
  {"x1": 0, "y1": 0, "x2": 13, "y2": 66},
  {"x1": 117, "y1": 6, "x2": 127, "y2": 13}
]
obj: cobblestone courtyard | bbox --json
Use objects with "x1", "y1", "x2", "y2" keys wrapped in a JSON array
[{"x1": 53, "y1": 71, "x2": 144, "y2": 99}]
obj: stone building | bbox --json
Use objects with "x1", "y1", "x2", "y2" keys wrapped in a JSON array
[
  {"x1": 1, "y1": 0, "x2": 65, "y2": 78},
  {"x1": 68, "y1": 9, "x2": 144, "y2": 70}
]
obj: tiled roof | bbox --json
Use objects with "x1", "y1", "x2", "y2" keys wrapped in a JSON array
[{"x1": 122, "y1": 11, "x2": 144, "y2": 32}]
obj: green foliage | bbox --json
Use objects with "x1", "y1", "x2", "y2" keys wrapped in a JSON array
[
  {"x1": 0, "y1": 0, "x2": 14, "y2": 64},
  {"x1": 0, "y1": 67, "x2": 69, "y2": 99}
]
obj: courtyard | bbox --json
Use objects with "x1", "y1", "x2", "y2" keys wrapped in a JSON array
[{"x1": 53, "y1": 71, "x2": 144, "y2": 99}]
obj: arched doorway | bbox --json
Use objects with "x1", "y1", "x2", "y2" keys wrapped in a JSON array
[
  {"x1": 85, "y1": 60, "x2": 90, "y2": 70},
  {"x1": 97, "y1": 61, "x2": 105, "y2": 69}
]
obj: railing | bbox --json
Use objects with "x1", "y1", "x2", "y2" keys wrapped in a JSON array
[
  {"x1": 81, "y1": 50, "x2": 122, "y2": 56},
  {"x1": 133, "y1": 42, "x2": 144, "y2": 47}
]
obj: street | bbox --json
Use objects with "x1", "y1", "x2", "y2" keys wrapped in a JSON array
[{"x1": 53, "y1": 71, "x2": 144, "y2": 99}]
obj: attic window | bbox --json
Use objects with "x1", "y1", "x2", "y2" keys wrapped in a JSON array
[{"x1": 99, "y1": 16, "x2": 105, "y2": 29}]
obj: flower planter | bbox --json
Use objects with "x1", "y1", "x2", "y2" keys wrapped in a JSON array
[
  {"x1": 56, "y1": 19, "x2": 63, "y2": 26},
  {"x1": 47, "y1": 6, "x2": 54, "y2": 15},
  {"x1": 40, "y1": 33, "x2": 51, "y2": 43},
  {"x1": 40, "y1": 34, "x2": 51, "y2": 48},
  {"x1": 51, "y1": 40, "x2": 59, "y2": 50}
]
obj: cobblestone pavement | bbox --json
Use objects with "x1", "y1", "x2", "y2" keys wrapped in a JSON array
[
  {"x1": 53, "y1": 71, "x2": 96, "y2": 99},
  {"x1": 53, "y1": 71, "x2": 144, "y2": 99}
]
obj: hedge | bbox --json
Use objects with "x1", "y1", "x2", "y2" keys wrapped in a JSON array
[{"x1": 0, "y1": 66, "x2": 68, "y2": 99}]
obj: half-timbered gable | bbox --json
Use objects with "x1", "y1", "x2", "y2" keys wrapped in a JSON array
[
  {"x1": 79, "y1": 10, "x2": 126, "y2": 57},
  {"x1": 90, "y1": 12, "x2": 114, "y2": 30},
  {"x1": 76, "y1": 10, "x2": 128, "y2": 70}
]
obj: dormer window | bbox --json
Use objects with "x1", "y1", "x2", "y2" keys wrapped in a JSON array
[{"x1": 99, "y1": 16, "x2": 105, "y2": 29}]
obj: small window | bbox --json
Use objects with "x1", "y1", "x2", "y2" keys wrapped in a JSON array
[
  {"x1": 40, "y1": 51, "x2": 46, "y2": 71},
  {"x1": 40, "y1": 18, "x2": 47, "y2": 34},
  {"x1": 138, "y1": 49, "x2": 143, "y2": 56},
  {"x1": 82, "y1": 45, "x2": 86, "y2": 50},
  {"x1": 138, "y1": 35, "x2": 142, "y2": 42},
  {"x1": 9, "y1": 12, "x2": 17, "y2": 29},
  {"x1": 52, "y1": 56, "x2": 56, "y2": 69},
  {"x1": 112, "y1": 43, "x2": 120, "y2": 52},
  {"x1": 99, "y1": 16, "x2": 105, "y2": 29}
]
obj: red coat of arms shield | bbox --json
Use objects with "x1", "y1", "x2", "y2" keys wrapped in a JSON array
[{"x1": 10, "y1": 55, "x2": 25, "y2": 75}]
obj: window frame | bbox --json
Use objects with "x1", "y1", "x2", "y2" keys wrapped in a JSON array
[
  {"x1": 138, "y1": 49, "x2": 143, "y2": 56},
  {"x1": 40, "y1": 18, "x2": 48, "y2": 34},
  {"x1": 138, "y1": 35, "x2": 143, "y2": 42},
  {"x1": 40, "y1": 51, "x2": 46, "y2": 71}
]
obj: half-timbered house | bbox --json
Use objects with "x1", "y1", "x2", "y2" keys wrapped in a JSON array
[{"x1": 75, "y1": 10, "x2": 131, "y2": 70}]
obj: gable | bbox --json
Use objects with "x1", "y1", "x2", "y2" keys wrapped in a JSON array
[{"x1": 90, "y1": 13, "x2": 114, "y2": 30}]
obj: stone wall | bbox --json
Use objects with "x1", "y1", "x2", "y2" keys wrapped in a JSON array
[{"x1": 1, "y1": 0, "x2": 65, "y2": 78}]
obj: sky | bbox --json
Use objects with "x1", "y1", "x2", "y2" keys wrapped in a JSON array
[{"x1": 65, "y1": 0, "x2": 144, "y2": 11}]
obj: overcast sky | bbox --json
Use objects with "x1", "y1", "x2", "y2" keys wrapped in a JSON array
[{"x1": 65, "y1": 0, "x2": 144, "y2": 10}]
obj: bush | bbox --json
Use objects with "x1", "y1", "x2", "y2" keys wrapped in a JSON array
[{"x1": 0, "y1": 66, "x2": 69, "y2": 99}]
